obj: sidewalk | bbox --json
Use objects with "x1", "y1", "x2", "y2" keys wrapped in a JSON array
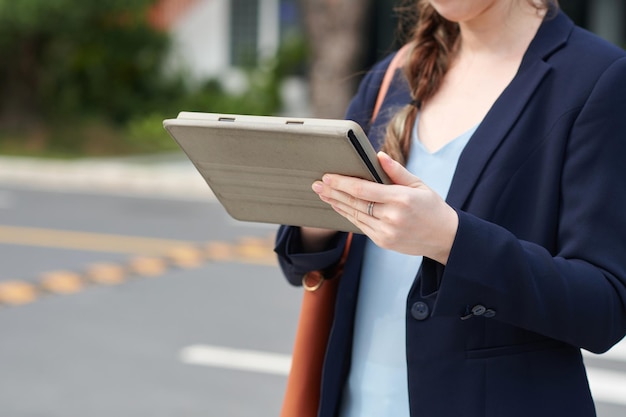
[{"x1": 0, "y1": 151, "x2": 215, "y2": 200}]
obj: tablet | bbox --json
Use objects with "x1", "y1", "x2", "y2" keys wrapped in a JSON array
[{"x1": 163, "y1": 112, "x2": 390, "y2": 233}]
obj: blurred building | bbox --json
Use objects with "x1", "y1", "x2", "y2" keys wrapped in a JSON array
[
  {"x1": 150, "y1": 0, "x2": 300, "y2": 86},
  {"x1": 152, "y1": 0, "x2": 625, "y2": 83}
]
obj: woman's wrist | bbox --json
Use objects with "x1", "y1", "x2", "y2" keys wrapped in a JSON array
[
  {"x1": 430, "y1": 205, "x2": 459, "y2": 265},
  {"x1": 300, "y1": 227, "x2": 339, "y2": 253}
]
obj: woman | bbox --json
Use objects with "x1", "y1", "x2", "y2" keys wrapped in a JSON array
[{"x1": 275, "y1": 0, "x2": 626, "y2": 416}]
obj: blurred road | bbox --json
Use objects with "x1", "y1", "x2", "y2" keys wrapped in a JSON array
[
  {"x1": 0, "y1": 153, "x2": 625, "y2": 416},
  {"x1": 0, "y1": 153, "x2": 299, "y2": 417}
]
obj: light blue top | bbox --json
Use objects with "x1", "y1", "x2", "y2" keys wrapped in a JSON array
[{"x1": 339, "y1": 117, "x2": 478, "y2": 417}]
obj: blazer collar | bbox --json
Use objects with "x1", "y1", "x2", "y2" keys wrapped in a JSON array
[{"x1": 447, "y1": 11, "x2": 573, "y2": 209}]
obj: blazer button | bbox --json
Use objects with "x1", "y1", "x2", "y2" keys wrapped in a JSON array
[
  {"x1": 411, "y1": 301, "x2": 430, "y2": 321},
  {"x1": 471, "y1": 305, "x2": 487, "y2": 316}
]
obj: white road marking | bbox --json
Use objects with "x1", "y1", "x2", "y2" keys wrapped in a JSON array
[
  {"x1": 586, "y1": 366, "x2": 626, "y2": 406},
  {"x1": 181, "y1": 344, "x2": 626, "y2": 407},
  {"x1": 179, "y1": 345, "x2": 291, "y2": 376},
  {"x1": 584, "y1": 340, "x2": 626, "y2": 405}
]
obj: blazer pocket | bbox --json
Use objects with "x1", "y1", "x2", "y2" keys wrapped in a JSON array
[{"x1": 466, "y1": 339, "x2": 568, "y2": 359}]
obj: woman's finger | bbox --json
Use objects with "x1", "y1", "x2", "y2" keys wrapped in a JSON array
[
  {"x1": 313, "y1": 178, "x2": 378, "y2": 212},
  {"x1": 331, "y1": 198, "x2": 380, "y2": 231},
  {"x1": 321, "y1": 174, "x2": 384, "y2": 203}
]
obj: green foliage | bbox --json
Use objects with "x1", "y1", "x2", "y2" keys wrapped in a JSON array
[
  {"x1": 124, "y1": 35, "x2": 309, "y2": 155},
  {"x1": 0, "y1": 1, "x2": 308, "y2": 156},
  {"x1": 0, "y1": 0, "x2": 153, "y2": 33},
  {"x1": 125, "y1": 58, "x2": 287, "y2": 154},
  {"x1": 0, "y1": 0, "x2": 164, "y2": 122}
]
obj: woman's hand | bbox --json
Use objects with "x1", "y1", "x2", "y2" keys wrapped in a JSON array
[{"x1": 312, "y1": 151, "x2": 458, "y2": 265}]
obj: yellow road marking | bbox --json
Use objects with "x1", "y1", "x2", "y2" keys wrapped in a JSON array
[
  {"x1": 167, "y1": 246, "x2": 205, "y2": 268},
  {"x1": 0, "y1": 226, "x2": 277, "y2": 308},
  {"x1": 86, "y1": 263, "x2": 126, "y2": 285},
  {"x1": 40, "y1": 271, "x2": 84, "y2": 294},
  {"x1": 128, "y1": 256, "x2": 169, "y2": 277},
  {"x1": 0, "y1": 281, "x2": 38, "y2": 305},
  {"x1": 235, "y1": 237, "x2": 277, "y2": 266},
  {"x1": 205, "y1": 241, "x2": 235, "y2": 261},
  {"x1": 0, "y1": 225, "x2": 197, "y2": 255}
]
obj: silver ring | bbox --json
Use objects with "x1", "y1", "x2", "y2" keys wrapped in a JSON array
[{"x1": 367, "y1": 201, "x2": 375, "y2": 217}]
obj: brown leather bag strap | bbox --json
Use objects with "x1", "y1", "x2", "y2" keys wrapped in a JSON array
[
  {"x1": 281, "y1": 234, "x2": 352, "y2": 417},
  {"x1": 372, "y1": 43, "x2": 412, "y2": 122}
]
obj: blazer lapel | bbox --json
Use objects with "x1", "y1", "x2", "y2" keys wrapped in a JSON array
[{"x1": 447, "y1": 11, "x2": 573, "y2": 209}]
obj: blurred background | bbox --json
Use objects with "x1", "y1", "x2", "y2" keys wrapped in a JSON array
[
  {"x1": 0, "y1": 1, "x2": 625, "y2": 416},
  {"x1": 1, "y1": 0, "x2": 624, "y2": 158}
]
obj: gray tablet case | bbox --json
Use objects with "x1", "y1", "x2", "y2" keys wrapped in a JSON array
[{"x1": 163, "y1": 112, "x2": 390, "y2": 233}]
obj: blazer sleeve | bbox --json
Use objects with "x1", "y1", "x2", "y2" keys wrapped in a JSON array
[
  {"x1": 274, "y1": 53, "x2": 397, "y2": 286},
  {"x1": 424, "y1": 56, "x2": 626, "y2": 353}
]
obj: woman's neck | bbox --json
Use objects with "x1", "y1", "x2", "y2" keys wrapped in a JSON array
[{"x1": 457, "y1": 2, "x2": 545, "y2": 61}]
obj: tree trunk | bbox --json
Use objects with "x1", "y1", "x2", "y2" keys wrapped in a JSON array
[
  {"x1": 299, "y1": 0, "x2": 373, "y2": 119},
  {"x1": 0, "y1": 35, "x2": 45, "y2": 130}
]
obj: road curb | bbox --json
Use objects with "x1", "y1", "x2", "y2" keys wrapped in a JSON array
[{"x1": 0, "y1": 155, "x2": 215, "y2": 200}]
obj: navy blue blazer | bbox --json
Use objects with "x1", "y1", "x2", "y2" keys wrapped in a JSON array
[{"x1": 275, "y1": 11, "x2": 626, "y2": 417}]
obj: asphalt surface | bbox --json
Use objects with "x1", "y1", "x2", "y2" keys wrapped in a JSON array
[{"x1": 0, "y1": 151, "x2": 625, "y2": 416}]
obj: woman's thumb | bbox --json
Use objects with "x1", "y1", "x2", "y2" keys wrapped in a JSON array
[{"x1": 378, "y1": 151, "x2": 421, "y2": 187}]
